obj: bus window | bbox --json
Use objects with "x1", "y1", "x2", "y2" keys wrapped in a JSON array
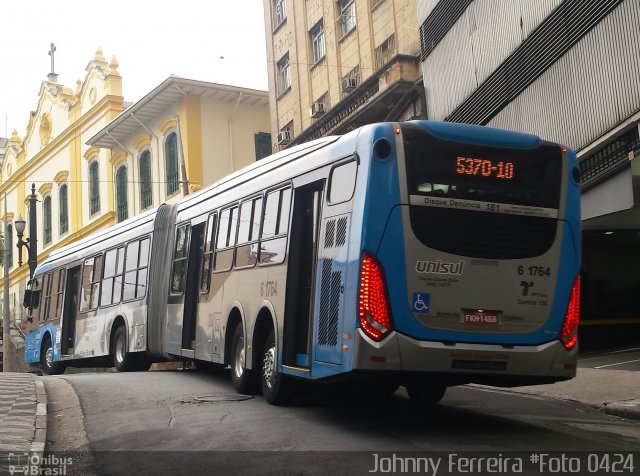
[
  {"x1": 328, "y1": 159, "x2": 357, "y2": 204},
  {"x1": 214, "y1": 206, "x2": 238, "y2": 272},
  {"x1": 123, "y1": 237, "x2": 150, "y2": 300},
  {"x1": 200, "y1": 213, "x2": 217, "y2": 292},
  {"x1": 80, "y1": 256, "x2": 103, "y2": 312},
  {"x1": 260, "y1": 187, "x2": 291, "y2": 265},
  {"x1": 236, "y1": 197, "x2": 262, "y2": 268},
  {"x1": 47, "y1": 269, "x2": 65, "y2": 320},
  {"x1": 101, "y1": 247, "x2": 124, "y2": 307},
  {"x1": 40, "y1": 273, "x2": 52, "y2": 322},
  {"x1": 171, "y1": 225, "x2": 191, "y2": 294}
]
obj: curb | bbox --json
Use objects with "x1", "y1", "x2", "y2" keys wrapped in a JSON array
[
  {"x1": 601, "y1": 400, "x2": 640, "y2": 421},
  {"x1": 31, "y1": 378, "x2": 47, "y2": 471}
]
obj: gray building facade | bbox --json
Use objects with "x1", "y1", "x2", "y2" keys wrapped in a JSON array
[{"x1": 417, "y1": 0, "x2": 640, "y2": 348}]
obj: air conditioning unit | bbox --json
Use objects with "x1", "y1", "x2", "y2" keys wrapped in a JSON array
[
  {"x1": 277, "y1": 130, "x2": 292, "y2": 145},
  {"x1": 341, "y1": 77, "x2": 357, "y2": 92},
  {"x1": 309, "y1": 101, "x2": 326, "y2": 118}
]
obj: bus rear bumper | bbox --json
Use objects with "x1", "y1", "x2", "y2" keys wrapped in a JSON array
[{"x1": 353, "y1": 330, "x2": 577, "y2": 385}]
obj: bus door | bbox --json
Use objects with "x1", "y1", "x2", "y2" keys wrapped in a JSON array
[
  {"x1": 61, "y1": 266, "x2": 80, "y2": 356},
  {"x1": 181, "y1": 222, "x2": 205, "y2": 353},
  {"x1": 282, "y1": 181, "x2": 324, "y2": 368}
]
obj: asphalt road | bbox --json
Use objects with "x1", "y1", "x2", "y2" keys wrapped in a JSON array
[{"x1": 42, "y1": 369, "x2": 640, "y2": 475}]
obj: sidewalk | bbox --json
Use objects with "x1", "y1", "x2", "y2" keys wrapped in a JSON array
[
  {"x1": 504, "y1": 367, "x2": 640, "y2": 420},
  {"x1": 0, "y1": 373, "x2": 47, "y2": 475}
]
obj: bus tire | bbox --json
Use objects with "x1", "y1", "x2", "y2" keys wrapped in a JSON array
[
  {"x1": 112, "y1": 325, "x2": 134, "y2": 372},
  {"x1": 230, "y1": 325, "x2": 258, "y2": 394},
  {"x1": 41, "y1": 337, "x2": 66, "y2": 376},
  {"x1": 133, "y1": 354, "x2": 153, "y2": 372},
  {"x1": 261, "y1": 329, "x2": 294, "y2": 405},
  {"x1": 405, "y1": 381, "x2": 447, "y2": 404}
]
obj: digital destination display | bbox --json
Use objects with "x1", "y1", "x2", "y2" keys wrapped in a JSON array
[{"x1": 456, "y1": 156, "x2": 514, "y2": 179}]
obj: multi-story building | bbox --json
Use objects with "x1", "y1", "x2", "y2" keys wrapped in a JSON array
[
  {"x1": 417, "y1": 0, "x2": 640, "y2": 349},
  {"x1": 0, "y1": 50, "x2": 270, "y2": 370},
  {"x1": 263, "y1": 0, "x2": 426, "y2": 149}
]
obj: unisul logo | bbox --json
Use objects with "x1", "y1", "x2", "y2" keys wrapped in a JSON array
[{"x1": 415, "y1": 260, "x2": 465, "y2": 275}]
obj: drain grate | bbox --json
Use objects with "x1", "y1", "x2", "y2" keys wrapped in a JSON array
[{"x1": 178, "y1": 394, "x2": 253, "y2": 404}]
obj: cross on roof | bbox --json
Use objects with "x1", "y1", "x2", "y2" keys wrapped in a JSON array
[{"x1": 48, "y1": 43, "x2": 56, "y2": 75}]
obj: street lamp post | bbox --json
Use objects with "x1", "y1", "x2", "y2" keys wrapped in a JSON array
[{"x1": 15, "y1": 184, "x2": 38, "y2": 280}]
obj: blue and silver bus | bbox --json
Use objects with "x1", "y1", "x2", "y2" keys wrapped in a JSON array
[{"x1": 22, "y1": 121, "x2": 581, "y2": 405}]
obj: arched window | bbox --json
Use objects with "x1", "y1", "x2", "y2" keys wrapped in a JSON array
[
  {"x1": 165, "y1": 132, "x2": 179, "y2": 196},
  {"x1": 89, "y1": 161, "x2": 100, "y2": 215},
  {"x1": 43, "y1": 196, "x2": 52, "y2": 245},
  {"x1": 116, "y1": 166, "x2": 128, "y2": 222},
  {"x1": 59, "y1": 184, "x2": 69, "y2": 234},
  {"x1": 139, "y1": 150, "x2": 152, "y2": 209}
]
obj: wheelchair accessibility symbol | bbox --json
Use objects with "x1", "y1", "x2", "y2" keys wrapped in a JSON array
[{"x1": 412, "y1": 293, "x2": 430, "y2": 314}]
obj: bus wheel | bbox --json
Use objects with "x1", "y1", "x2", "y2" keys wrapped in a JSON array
[
  {"x1": 112, "y1": 325, "x2": 134, "y2": 372},
  {"x1": 261, "y1": 329, "x2": 294, "y2": 405},
  {"x1": 41, "y1": 338, "x2": 66, "y2": 376},
  {"x1": 230, "y1": 325, "x2": 258, "y2": 394},
  {"x1": 405, "y1": 382, "x2": 447, "y2": 404}
]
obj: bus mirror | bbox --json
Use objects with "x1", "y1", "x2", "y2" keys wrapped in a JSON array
[{"x1": 23, "y1": 289, "x2": 40, "y2": 309}]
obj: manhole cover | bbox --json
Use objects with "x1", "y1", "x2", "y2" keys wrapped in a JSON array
[{"x1": 179, "y1": 394, "x2": 253, "y2": 404}]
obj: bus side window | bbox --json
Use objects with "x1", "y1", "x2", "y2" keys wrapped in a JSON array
[
  {"x1": 80, "y1": 256, "x2": 103, "y2": 312},
  {"x1": 52, "y1": 269, "x2": 66, "y2": 319},
  {"x1": 236, "y1": 197, "x2": 263, "y2": 268},
  {"x1": 46, "y1": 269, "x2": 63, "y2": 321},
  {"x1": 124, "y1": 237, "x2": 151, "y2": 301},
  {"x1": 200, "y1": 213, "x2": 217, "y2": 292},
  {"x1": 39, "y1": 273, "x2": 52, "y2": 322},
  {"x1": 171, "y1": 225, "x2": 191, "y2": 294},
  {"x1": 260, "y1": 187, "x2": 291, "y2": 265},
  {"x1": 214, "y1": 206, "x2": 238, "y2": 272},
  {"x1": 328, "y1": 159, "x2": 358, "y2": 204}
]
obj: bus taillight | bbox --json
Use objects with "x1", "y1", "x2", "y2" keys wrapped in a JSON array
[
  {"x1": 358, "y1": 253, "x2": 393, "y2": 341},
  {"x1": 560, "y1": 275, "x2": 581, "y2": 350}
]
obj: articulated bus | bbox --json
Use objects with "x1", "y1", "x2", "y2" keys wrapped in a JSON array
[{"x1": 22, "y1": 121, "x2": 581, "y2": 404}]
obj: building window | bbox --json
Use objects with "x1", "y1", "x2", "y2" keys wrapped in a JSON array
[
  {"x1": 254, "y1": 132, "x2": 272, "y2": 160},
  {"x1": 139, "y1": 150, "x2": 153, "y2": 209},
  {"x1": 165, "y1": 132, "x2": 179, "y2": 196},
  {"x1": 310, "y1": 20, "x2": 326, "y2": 65},
  {"x1": 277, "y1": 53, "x2": 291, "y2": 97},
  {"x1": 89, "y1": 161, "x2": 100, "y2": 215},
  {"x1": 59, "y1": 184, "x2": 68, "y2": 234},
  {"x1": 374, "y1": 34, "x2": 396, "y2": 69},
  {"x1": 277, "y1": 121, "x2": 293, "y2": 146},
  {"x1": 338, "y1": 1, "x2": 356, "y2": 37},
  {"x1": 341, "y1": 65, "x2": 360, "y2": 97},
  {"x1": 116, "y1": 166, "x2": 128, "y2": 222},
  {"x1": 43, "y1": 196, "x2": 52, "y2": 245},
  {"x1": 273, "y1": 0, "x2": 287, "y2": 30}
]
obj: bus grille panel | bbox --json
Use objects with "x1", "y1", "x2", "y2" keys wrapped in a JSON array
[
  {"x1": 409, "y1": 207, "x2": 557, "y2": 259},
  {"x1": 318, "y1": 259, "x2": 340, "y2": 347}
]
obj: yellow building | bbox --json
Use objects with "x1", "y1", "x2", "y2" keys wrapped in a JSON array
[
  {"x1": 263, "y1": 0, "x2": 425, "y2": 149},
  {"x1": 1, "y1": 50, "x2": 270, "y2": 370}
]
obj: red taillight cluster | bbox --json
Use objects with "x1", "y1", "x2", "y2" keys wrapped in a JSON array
[
  {"x1": 560, "y1": 275, "x2": 581, "y2": 350},
  {"x1": 358, "y1": 253, "x2": 392, "y2": 341}
]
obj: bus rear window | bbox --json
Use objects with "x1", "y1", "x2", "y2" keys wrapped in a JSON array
[{"x1": 402, "y1": 124, "x2": 562, "y2": 210}]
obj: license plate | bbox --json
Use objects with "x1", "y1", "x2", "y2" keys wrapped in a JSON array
[{"x1": 461, "y1": 309, "x2": 501, "y2": 325}]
